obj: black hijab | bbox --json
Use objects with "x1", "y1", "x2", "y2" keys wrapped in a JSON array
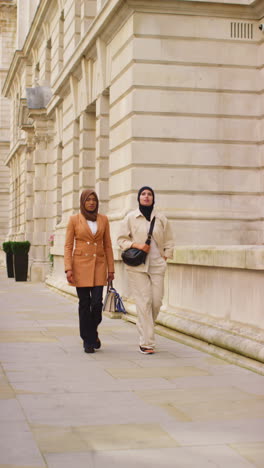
[{"x1": 137, "y1": 186, "x2": 155, "y2": 221}]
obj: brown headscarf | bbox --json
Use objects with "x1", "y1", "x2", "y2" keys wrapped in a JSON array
[{"x1": 80, "y1": 189, "x2": 99, "y2": 222}]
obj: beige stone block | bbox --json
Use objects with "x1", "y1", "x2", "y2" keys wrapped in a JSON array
[
  {"x1": 109, "y1": 143, "x2": 132, "y2": 175},
  {"x1": 181, "y1": 398, "x2": 264, "y2": 422},
  {"x1": 63, "y1": 110, "x2": 76, "y2": 133},
  {"x1": 33, "y1": 205, "x2": 48, "y2": 218},
  {"x1": 160, "y1": 193, "x2": 259, "y2": 219},
  {"x1": 96, "y1": 137, "x2": 109, "y2": 157},
  {"x1": 31, "y1": 425, "x2": 88, "y2": 453},
  {"x1": 0, "y1": 376, "x2": 15, "y2": 399},
  {"x1": 108, "y1": 14, "x2": 133, "y2": 58},
  {"x1": 63, "y1": 129, "x2": 79, "y2": 149},
  {"x1": 96, "y1": 94, "x2": 109, "y2": 116},
  {"x1": 106, "y1": 367, "x2": 209, "y2": 379},
  {"x1": 79, "y1": 150, "x2": 96, "y2": 167},
  {"x1": 109, "y1": 169, "x2": 131, "y2": 197},
  {"x1": 111, "y1": 40, "x2": 133, "y2": 80},
  {"x1": 0, "y1": 331, "x2": 57, "y2": 343},
  {"x1": 133, "y1": 11, "x2": 256, "y2": 42},
  {"x1": 95, "y1": 180, "x2": 109, "y2": 201},
  {"x1": 110, "y1": 66, "x2": 133, "y2": 105},
  {"x1": 32, "y1": 423, "x2": 178, "y2": 452},
  {"x1": 130, "y1": 88, "x2": 258, "y2": 118},
  {"x1": 213, "y1": 247, "x2": 246, "y2": 268},
  {"x1": 134, "y1": 37, "x2": 257, "y2": 67},
  {"x1": 136, "y1": 387, "x2": 255, "y2": 406},
  {"x1": 246, "y1": 247, "x2": 264, "y2": 269},
  {"x1": 110, "y1": 92, "x2": 133, "y2": 129},
  {"x1": 96, "y1": 119, "x2": 109, "y2": 139},
  {"x1": 61, "y1": 192, "x2": 79, "y2": 212},
  {"x1": 79, "y1": 169, "x2": 95, "y2": 188},
  {"x1": 64, "y1": 18, "x2": 81, "y2": 44},
  {"x1": 95, "y1": 159, "x2": 109, "y2": 179},
  {"x1": 188, "y1": 247, "x2": 216, "y2": 267},
  {"x1": 62, "y1": 159, "x2": 79, "y2": 178},
  {"x1": 33, "y1": 178, "x2": 47, "y2": 191},
  {"x1": 62, "y1": 175, "x2": 79, "y2": 194},
  {"x1": 79, "y1": 131, "x2": 95, "y2": 150},
  {"x1": 111, "y1": 166, "x2": 259, "y2": 194},
  {"x1": 137, "y1": 387, "x2": 264, "y2": 422},
  {"x1": 109, "y1": 119, "x2": 132, "y2": 151},
  {"x1": 133, "y1": 63, "x2": 257, "y2": 92},
  {"x1": 231, "y1": 442, "x2": 264, "y2": 468},
  {"x1": 229, "y1": 270, "x2": 264, "y2": 329},
  {"x1": 81, "y1": 0, "x2": 96, "y2": 17},
  {"x1": 132, "y1": 114, "x2": 258, "y2": 143},
  {"x1": 62, "y1": 143, "x2": 79, "y2": 162}
]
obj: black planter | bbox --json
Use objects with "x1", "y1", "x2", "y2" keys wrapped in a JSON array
[
  {"x1": 13, "y1": 254, "x2": 29, "y2": 281},
  {"x1": 6, "y1": 252, "x2": 14, "y2": 278}
]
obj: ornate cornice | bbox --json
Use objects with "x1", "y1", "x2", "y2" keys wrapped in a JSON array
[
  {"x1": 127, "y1": 0, "x2": 264, "y2": 19},
  {"x1": 0, "y1": 1, "x2": 17, "y2": 11},
  {"x1": 4, "y1": 139, "x2": 26, "y2": 167}
]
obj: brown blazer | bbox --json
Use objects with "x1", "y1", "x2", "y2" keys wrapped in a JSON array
[{"x1": 64, "y1": 213, "x2": 114, "y2": 287}]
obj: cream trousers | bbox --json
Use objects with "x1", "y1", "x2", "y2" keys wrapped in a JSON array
[{"x1": 127, "y1": 269, "x2": 165, "y2": 348}]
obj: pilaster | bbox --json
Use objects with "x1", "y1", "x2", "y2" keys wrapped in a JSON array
[
  {"x1": 79, "y1": 111, "x2": 96, "y2": 192},
  {"x1": 80, "y1": 0, "x2": 96, "y2": 37},
  {"x1": 61, "y1": 117, "x2": 80, "y2": 222},
  {"x1": 27, "y1": 110, "x2": 55, "y2": 281},
  {"x1": 96, "y1": 93, "x2": 109, "y2": 213}
]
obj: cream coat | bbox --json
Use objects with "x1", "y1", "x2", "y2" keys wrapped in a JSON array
[
  {"x1": 64, "y1": 213, "x2": 114, "y2": 287},
  {"x1": 117, "y1": 208, "x2": 174, "y2": 273}
]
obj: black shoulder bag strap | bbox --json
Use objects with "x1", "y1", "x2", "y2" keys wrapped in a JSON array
[{"x1": 145, "y1": 217, "x2": 156, "y2": 246}]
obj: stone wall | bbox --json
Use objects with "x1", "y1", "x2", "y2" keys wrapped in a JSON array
[{"x1": 0, "y1": 1, "x2": 16, "y2": 262}]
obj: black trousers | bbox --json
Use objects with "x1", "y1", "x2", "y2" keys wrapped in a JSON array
[{"x1": 76, "y1": 286, "x2": 103, "y2": 347}]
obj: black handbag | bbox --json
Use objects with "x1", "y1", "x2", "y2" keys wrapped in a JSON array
[{"x1": 121, "y1": 217, "x2": 156, "y2": 266}]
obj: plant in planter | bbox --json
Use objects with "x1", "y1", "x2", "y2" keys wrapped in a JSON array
[
  {"x1": 2, "y1": 241, "x2": 14, "y2": 278},
  {"x1": 11, "y1": 241, "x2": 31, "y2": 282}
]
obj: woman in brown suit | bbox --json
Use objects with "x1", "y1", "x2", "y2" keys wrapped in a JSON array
[{"x1": 64, "y1": 189, "x2": 114, "y2": 353}]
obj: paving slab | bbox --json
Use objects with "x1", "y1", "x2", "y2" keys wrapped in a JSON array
[{"x1": 0, "y1": 267, "x2": 263, "y2": 467}]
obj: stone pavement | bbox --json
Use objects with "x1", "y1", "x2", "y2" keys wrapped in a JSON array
[{"x1": 0, "y1": 267, "x2": 264, "y2": 468}]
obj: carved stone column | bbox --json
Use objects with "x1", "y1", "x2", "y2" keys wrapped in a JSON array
[
  {"x1": 28, "y1": 110, "x2": 55, "y2": 281},
  {"x1": 24, "y1": 131, "x2": 35, "y2": 246}
]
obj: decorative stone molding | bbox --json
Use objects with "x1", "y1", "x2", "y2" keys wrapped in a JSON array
[
  {"x1": 18, "y1": 98, "x2": 34, "y2": 131},
  {"x1": 171, "y1": 245, "x2": 264, "y2": 270},
  {"x1": 0, "y1": 1, "x2": 17, "y2": 11}
]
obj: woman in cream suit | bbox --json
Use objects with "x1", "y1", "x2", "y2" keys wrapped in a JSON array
[
  {"x1": 117, "y1": 186, "x2": 174, "y2": 354},
  {"x1": 64, "y1": 189, "x2": 114, "y2": 353}
]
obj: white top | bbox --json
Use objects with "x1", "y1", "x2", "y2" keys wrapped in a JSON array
[
  {"x1": 148, "y1": 226, "x2": 164, "y2": 266},
  {"x1": 87, "y1": 220, "x2": 97, "y2": 235}
]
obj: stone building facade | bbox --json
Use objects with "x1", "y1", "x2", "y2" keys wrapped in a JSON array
[
  {"x1": 2, "y1": 0, "x2": 264, "y2": 366},
  {"x1": 0, "y1": 1, "x2": 16, "y2": 261}
]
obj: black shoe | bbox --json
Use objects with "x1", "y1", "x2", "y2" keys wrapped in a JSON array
[
  {"x1": 84, "y1": 346, "x2": 94, "y2": 353},
  {"x1": 94, "y1": 338, "x2": 101, "y2": 350}
]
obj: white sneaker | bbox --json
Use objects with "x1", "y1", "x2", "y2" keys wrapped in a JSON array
[{"x1": 139, "y1": 346, "x2": 155, "y2": 355}]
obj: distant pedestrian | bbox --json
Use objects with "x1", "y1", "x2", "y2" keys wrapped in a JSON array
[
  {"x1": 117, "y1": 186, "x2": 174, "y2": 354},
  {"x1": 64, "y1": 189, "x2": 114, "y2": 353}
]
